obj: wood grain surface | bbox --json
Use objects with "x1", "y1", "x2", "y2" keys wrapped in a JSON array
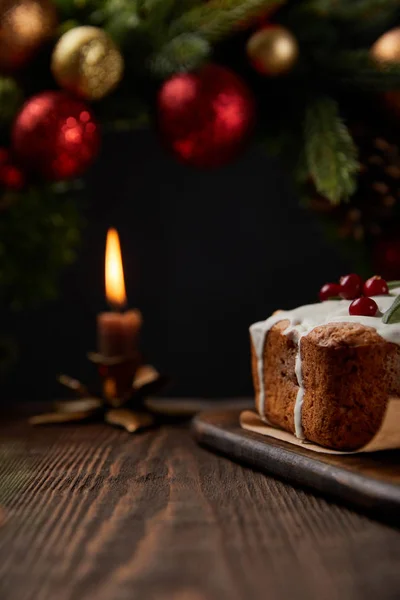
[
  {"x1": 193, "y1": 410, "x2": 400, "y2": 522},
  {"x1": 1, "y1": 409, "x2": 400, "y2": 600}
]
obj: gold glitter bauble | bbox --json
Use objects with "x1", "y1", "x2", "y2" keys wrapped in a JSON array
[
  {"x1": 51, "y1": 26, "x2": 124, "y2": 101},
  {"x1": 370, "y1": 28, "x2": 400, "y2": 121},
  {"x1": 0, "y1": 0, "x2": 57, "y2": 72},
  {"x1": 371, "y1": 27, "x2": 400, "y2": 64},
  {"x1": 246, "y1": 25, "x2": 298, "y2": 76}
]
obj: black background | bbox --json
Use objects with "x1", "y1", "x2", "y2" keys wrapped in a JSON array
[{"x1": 3, "y1": 130, "x2": 348, "y2": 402}]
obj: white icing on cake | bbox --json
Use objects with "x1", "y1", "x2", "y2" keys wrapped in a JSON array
[
  {"x1": 249, "y1": 287, "x2": 400, "y2": 440},
  {"x1": 294, "y1": 352, "x2": 304, "y2": 438}
]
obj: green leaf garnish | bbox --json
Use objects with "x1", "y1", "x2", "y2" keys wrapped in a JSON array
[
  {"x1": 382, "y1": 295, "x2": 400, "y2": 324},
  {"x1": 388, "y1": 281, "x2": 400, "y2": 291}
]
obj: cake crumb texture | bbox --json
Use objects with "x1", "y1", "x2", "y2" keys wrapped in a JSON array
[{"x1": 251, "y1": 321, "x2": 400, "y2": 450}]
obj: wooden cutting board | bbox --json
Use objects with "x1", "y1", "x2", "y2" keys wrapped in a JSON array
[{"x1": 192, "y1": 409, "x2": 400, "y2": 524}]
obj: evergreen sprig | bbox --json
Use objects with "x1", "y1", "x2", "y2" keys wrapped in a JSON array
[
  {"x1": 150, "y1": 33, "x2": 210, "y2": 77},
  {"x1": 169, "y1": 0, "x2": 286, "y2": 43},
  {"x1": 325, "y1": 51, "x2": 400, "y2": 90},
  {"x1": 0, "y1": 187, "x2": 82, "y2": 309},
  {"x1": 304, "y1": 0, "x2": 399, "y2": 20},
  {"x1": 0, "y1": 77, "x2": 23, "y2": 126},
  {"x1": 304, "y1": 97, "x2": 359, "y2": 205},
  {"x1": 4, "y1": 0, "x2": 400, "y2": 313}
]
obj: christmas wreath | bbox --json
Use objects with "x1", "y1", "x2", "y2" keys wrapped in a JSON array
[{"x1": 2, "y1": 0, "x2": 400, "y2": 308}]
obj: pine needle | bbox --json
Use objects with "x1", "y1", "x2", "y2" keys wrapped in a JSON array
[
  {"x1": 304, "y1": 0, "x2": 399, "y2": 20},
  {"x1": 169, "y1": 0, "x2": 286, "y2": 43},
  {"x1": 304, "y1": 97, "x2": 359, "y2": 205},
  {"x1": 150, "y1": 33, "x2": 210, "y2": 77},
  {"x1": 327, "y1": 51, "x2": 400, "y2": 91}
]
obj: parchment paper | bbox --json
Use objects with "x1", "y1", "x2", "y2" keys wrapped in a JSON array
[{"x1": 240, "y1": 398, "x2": 400, "y2": 454}]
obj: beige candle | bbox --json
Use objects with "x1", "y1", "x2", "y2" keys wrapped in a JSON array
[
  {"x1": 97, "y1": 228, "x2": 142, "y2": 358},
  {"x1": 97, "y1": 310, "x2": 142, "y2": 357}
]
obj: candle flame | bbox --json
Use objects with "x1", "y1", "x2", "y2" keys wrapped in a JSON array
[{"x1": 105, "y1": 228, "x2": 126, "y2": 309}]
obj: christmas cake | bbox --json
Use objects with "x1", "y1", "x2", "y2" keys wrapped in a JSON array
[{"x1": 250, "y1": 274, "x2": 400, "y2": 450}]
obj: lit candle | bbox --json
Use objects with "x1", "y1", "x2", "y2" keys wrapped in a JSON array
[{"x1": 97, "y1": 228, "x2": 142, "y2": 358}]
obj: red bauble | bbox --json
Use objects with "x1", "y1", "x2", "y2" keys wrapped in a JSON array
[
  {"x1": 0, "y1": 163, "x2": 25, "y2": 190},
  {"x1": 157, "y1": 64, "x2": 255, "y2": 168},
  {"x1": 12, "y1": 91, "x2": 100, "y2": 181},
  {"x1": 0, "y1": 147, "x2": 25, "y2": 190},
  {"x1": 0, "y1": 149, "x2": 9, "y2": 165},
  {"x1": 373, "y1": 238, "x2": 400, "y2": 280}
]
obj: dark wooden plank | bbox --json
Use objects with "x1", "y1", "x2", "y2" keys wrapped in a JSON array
[
  {"x1": 0, "y1": 411, "x2": 400, "y2": 600},
  {"x1": 193, "y1": 410, "x2": 400, "y2": 524}
]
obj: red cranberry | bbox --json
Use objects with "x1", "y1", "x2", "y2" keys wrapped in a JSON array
[
  {"x1": 363, "y1": 275, "x2": 389, "y2": 296},
  {"x1": 319, "y1": 282, "x2": 341, "y2": 301},
  {"x1": 339, "y1": 273, "x2": 363, "y2": 299},
  {"x1": 349, "y1": 297, "x2": 378, "y2": 317}
]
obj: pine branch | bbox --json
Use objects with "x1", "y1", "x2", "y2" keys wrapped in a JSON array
[
  {"x1": 0, "y1": 186, "x2": 82, "y2": 309},
  {"x1": 325, "y1": 51, "x2": 400, "y2": 90},
  {"x1": 303, "y1": 0, "x2": 399, "y2": 20},
  {"x1": 138, "y1": 0, "x2": 176, "y2": 27},
  {"x1": 0, "y1": 77, "x2": 23, "y2": 125},
  {"x1": 304, "y1": 97, "x2": 359, "y2": 205},
  {"x1": 102, "y1": 0, "x2": 142, "y2": 46},
  {"x1": 169, "y1": 0, "x2": 285, "y2": 43},
  {"x1": 150, "y1": 33, "x2": 210, "y2": 77}
]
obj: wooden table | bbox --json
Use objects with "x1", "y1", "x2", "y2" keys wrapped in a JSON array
[{"x1": 1, "y1": 409, "x2": 400, "y2": 600}]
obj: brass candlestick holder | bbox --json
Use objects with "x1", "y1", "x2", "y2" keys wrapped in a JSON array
[
  {"x1": 88, "y1": 351, "x2": 142, "y2": 407},
  {"x1": 30, "y1": 351, "x2": 167, "y2": 433},
  {"x1": 31, "y1": 228, "x2": 169, "y2": 432}
]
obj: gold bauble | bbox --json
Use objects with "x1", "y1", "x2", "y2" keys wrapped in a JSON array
[
  {"x1": 371, "y1": 27, "x2": 400, "y2": 64},
  {"x1": 0, "y1": 0, "x2": 57, "y2": 72},
  {"x1": 370, "y1": 28, "x2": 400, "y2": 120},
  {"x1": 51, "y1": 26, "x2": 124, "y2": 101},
  {"x1": 246, "y1": 25, "x2": 299, "y2": 76}
]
